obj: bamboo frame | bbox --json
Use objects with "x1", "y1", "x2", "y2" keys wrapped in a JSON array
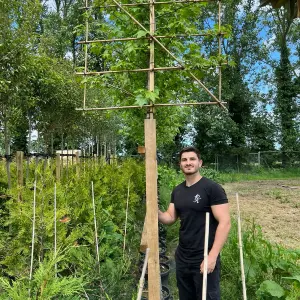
[
  {"x1": 236, "y1": 193, "x2": 247, "y2": 300},
  {"x1": 79, "y1": 0, "x2": 226, "y2": 109},
  {"x1": 202, "y1": 212, "x2": 210, "y2": 300}
]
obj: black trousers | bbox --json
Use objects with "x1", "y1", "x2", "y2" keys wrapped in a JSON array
[{"x1": 176, "y1": 258, "x2": 221, "y2": 300}]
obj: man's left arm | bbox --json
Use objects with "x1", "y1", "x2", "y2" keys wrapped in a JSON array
[{"x1": 200, "y1": 203, "x2": 231, "y2": 273}]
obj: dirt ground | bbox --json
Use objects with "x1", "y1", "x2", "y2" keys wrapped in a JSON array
[{"x1": 224, "y1": 179, "x2": 300, "y2": 249}]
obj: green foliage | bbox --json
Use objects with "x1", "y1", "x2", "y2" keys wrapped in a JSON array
[
  {"x1": 0, "y1": 159, "x2": 145, "y2": 298},
  {"x1": 221, "y1": 219, "x2": 300, "y2": 299}
]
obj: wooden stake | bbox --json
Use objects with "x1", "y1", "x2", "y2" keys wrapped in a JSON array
[
  {"x1": 236, "y1": 193, "x2": 247, "y2": 300},
  {"x1": 91, "y1": 181, "x2": 100, "y2": 272},
  {"x1": 202, "y1": 212, "x2": 210, "y2": 300},
  {"x1": 145, "y1": 118, "x2": 160, "y2": 300},
  {"x1": 29, "y1": 181, "x2": 37, "y2": 281},
  {"x1": 54, "y1": 183, "x2": 57, "y2": 277},
  {"x1": 123, "y1": 180, "x2": 130, "y2": 258},
  {"x1": 137, "y1": 248, "x2": 150, "y2": 300}
]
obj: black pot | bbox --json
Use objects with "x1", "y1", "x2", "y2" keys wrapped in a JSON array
[
  {"x1": 139, "y1": 262, "x2": 170, "y2": 284},
  {"x1": 159, "y1": 254, "x2": 170, "y2": 265},
  {"x1": 141, "y1": 285, "x2": 170, "y2": 300}
]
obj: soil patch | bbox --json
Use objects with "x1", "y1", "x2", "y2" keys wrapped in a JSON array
[{"x1": 224, "y1": 179, "x2": 300, "y2": 249}]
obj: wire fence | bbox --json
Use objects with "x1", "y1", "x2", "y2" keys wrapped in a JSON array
[{"x1": 207, "y1": 151, "x2": 300, "y2": 172}]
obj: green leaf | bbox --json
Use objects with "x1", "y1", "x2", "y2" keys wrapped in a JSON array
[
  {"x1": 258, "y1": 280, "x2": 285, "y2": 298},
  {"x1": 282, "y1": 275, "x2": 300, "y2": 283},
  {"x1": 136, "y1": 30, "x2": 148, "y2": 38},
  {"x1": 134, "y1": 94, "x2": 148, "y2": 106}
]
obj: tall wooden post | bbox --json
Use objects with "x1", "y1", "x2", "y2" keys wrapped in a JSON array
[
  {"x1": 145, "y1": 119, "x2": 160, "y2": 300},
  {"x1": 145, "y1": 0, "x2": 160, "y2": 299}
]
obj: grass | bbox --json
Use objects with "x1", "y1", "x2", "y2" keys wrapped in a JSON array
[{"x1": 219, "y1": 167, "x2": 300, "y2": 183}]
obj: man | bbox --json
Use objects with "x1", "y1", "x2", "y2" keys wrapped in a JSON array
[{"x1": 158, "y1": 146, "x2": 231, "y2": 300}]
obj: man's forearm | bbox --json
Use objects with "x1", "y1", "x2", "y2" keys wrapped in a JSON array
[
  {"x1": 209, "y1": 220, "x2": 231, "y2": 258},
  {"x1": 158, "y1": 210, "x2": 176, "y2": 225}
]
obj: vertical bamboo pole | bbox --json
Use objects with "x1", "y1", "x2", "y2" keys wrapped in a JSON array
[
  {"x1": 54, "y1": 183, "x2": 57, "y2": 277},
  {"x1": 202, "y1": 212, "x2": 210, "y2": 300},
  {"x1": 123, "y1": 180, "x2": 130, "y2": 258},
  {"x1": 146, "y1": 0, "x2": 160, "y2": 298},
  {"x1": 218, "y1": 0, "x2": 222, "y2": 102},
  {"x1": 91, "y1": 181, "x2": 100, "y2": 271},
  {"x1": 137, "y1": 248, "x2": 150, "y2": 300},
  {"x1": 83, "y1": 0, "x2": 89, "y2": 109},
  {"x1": 29, "y1": 181, "x2": 37, "y2": 281},
  {"x1": 56, "y1": 153, "x2": 61, "y2": 182},
  {"x1": 236, "y1": 193, "x2": 247, "y2": 300}
]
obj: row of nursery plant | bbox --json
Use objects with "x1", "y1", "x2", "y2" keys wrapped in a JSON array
[{"x1": 0, "y1": 159, "x2": 146, "y2": 299}]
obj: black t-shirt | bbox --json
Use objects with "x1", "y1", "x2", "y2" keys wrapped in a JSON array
[{"x1": 170, "y1": 176, "x2": 228, "y2": 263}]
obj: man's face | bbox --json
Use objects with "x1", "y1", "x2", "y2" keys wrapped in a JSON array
[{"x1": 180, "y1": 151, "x2": 202, "y2": 175}]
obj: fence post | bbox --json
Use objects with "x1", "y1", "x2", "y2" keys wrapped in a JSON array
[
  {"x1": 258, "y1": 151, "x2": 261, "y2": 166},
  {"x1": 56, "y1": 153, "x2": 60, "y2": 182}
]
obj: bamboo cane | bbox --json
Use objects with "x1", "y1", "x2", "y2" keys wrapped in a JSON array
[
  {"x1": 137, "y1": 248, "x2": 150, "y2": 300},
  {"x1": 54, "y1": 183, "x2": 57, "y2": 277},
  {"x1": 202, "y1": 212, "x2": 210, "y2": 300},
  {"x1": 123, "y1": 180, "x2": 130, "y2": 258},
  {"x1": 236, "y1": 193, "x2": 247, "y2": 300},
  {"x1": 75, "y1": 101, "x2": 227, "y2": 111},
  {"x1": 91, "y1": 181, "x2": 100, "y2": 271},
  {"x1": 28, "y1": 180, "x2": 37, "y2": 297}
]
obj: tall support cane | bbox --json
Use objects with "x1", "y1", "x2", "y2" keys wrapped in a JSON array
[
  {"x1": 236, "y1": 193, "x2": 247, "y2": 300},
  {"x1": 54, "y1": 183, "x2": 57, "y2": 277},
  {"x1": 123, "y1": 179, "x2": 130, "y2": 258},
  {"x1": 202, "y1": 212, "x2": 210, "y2": 300},
  {"x1": 29, "y1": 180, "x2": 37, "y2": 296},
  {"x1": 137, "y1": 248, "x2": 150, "y2": 300},
  {"x1": 91, "y1": 181, "x2": 100, "y2": 271}
]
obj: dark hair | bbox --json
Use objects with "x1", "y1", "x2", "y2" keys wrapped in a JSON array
[{"x1": 179, "y1": 146, "x2": 201, "y2": 160}]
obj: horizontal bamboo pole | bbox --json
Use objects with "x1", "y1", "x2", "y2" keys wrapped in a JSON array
[
  {"x1": 75, "y1": 101, "x2": 227, "y2": 111},
  {"x1": 76, "y1": 66, "x2": 183, "y2": 75},
  {"x1": 81, "y1": 0, "x2": 213, "y2": 9},
  {"x1": 78, "y1": 33, "x2": 225, "y2": 44}
]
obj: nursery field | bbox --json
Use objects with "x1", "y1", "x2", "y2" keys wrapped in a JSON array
[{"x1": 225, "y1": 179, "x2": 300, "y2": 249}]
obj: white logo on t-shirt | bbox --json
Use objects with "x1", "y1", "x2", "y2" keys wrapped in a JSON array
[{"x1": 193, "y1": 194, "x2": 201, "y2": 203}]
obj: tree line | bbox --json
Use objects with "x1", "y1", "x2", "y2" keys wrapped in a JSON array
[{"x1": 0, "y1": 0, "x2": 299, "y2": 166}]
